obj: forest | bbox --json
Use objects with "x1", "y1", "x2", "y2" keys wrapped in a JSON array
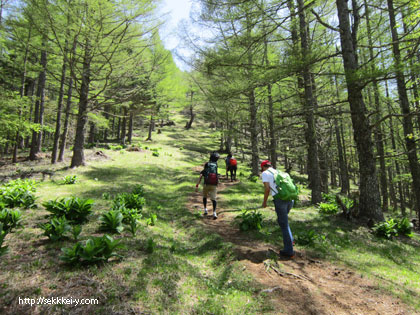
[{"x1": 1, "y1": 0, "x2": 420, "y2": 314}]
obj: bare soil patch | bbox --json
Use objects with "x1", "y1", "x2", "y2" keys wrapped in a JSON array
[{"x1": 188, "y1": 178, "x2": 418, "y2": 315}]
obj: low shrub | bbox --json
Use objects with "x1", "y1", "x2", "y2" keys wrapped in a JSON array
[
  {"x1": 113, "y1": 193, "x2": 145, "y2": 211},
  {"x1": 318, "y1": 202, "x2": 339, "y2": 215},
  {"x1": 373, "y1": 217, "x2": 413, "y2": 239},
  {"x1": 99, "y1": 210, "x2": 124, "y2": 234},
  {"x1": 235, "y1": 209, "x2": 263, "y2": 231},
  {"x1": 146, "y1": 213, "x2": 157, "y2": 226},
  {"x1": 249, "y1": 175, "x2": 259, "y2": 183},
  {"x1": 63, "y1": 175, "x2": 77, "y2": 185},
  {"x1": 71, "y1": 225, "x2": 82, "y2": 241},
  {"x1": 152, "y1": 151, "x2": 159, "y2": 157},
  {"x1": 0, "y1": 209, "x2": 23, "y2": 233},
  {"x1": 294, "y1": 229, "x2": 325, "y2": 246},
  {"x1": 0, "y1": 179, "x2": 37, "y2": 209},
  {"x1": 38, "y1": 216, "x2": 71, "y2": 241},
  {"x1": 60, "y1": 235, "x2": 124, "y2": 265},
  {"x1": 145, "y1": 238, "x2": 155, "y2": 253},
  {"x1": 125, "y1": 212, "x2": 142, "y2": 236},
  {"x1": 43, "y1": 197, "x2": 94, "y2": 224},
  {"x1": 0, "y1": 223, "x2": 8, "y2": 257}
]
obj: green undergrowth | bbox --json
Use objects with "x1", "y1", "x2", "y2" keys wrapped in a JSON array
[
  {"x1": 0, "y1": 123, "x2": 272, "y2": 314},
  {"x1": 219, "y1": 183, "x2": 420, "y2": 310},
  {"x1": 1, "y1": 120, "x2": 419, "y2": 313}
]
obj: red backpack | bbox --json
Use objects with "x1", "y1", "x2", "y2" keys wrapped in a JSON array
[{"x1": 229, "y1": 158, "x2": 237, "y2": 166}]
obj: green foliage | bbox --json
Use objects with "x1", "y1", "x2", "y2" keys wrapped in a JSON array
[
  {"x1": 146, "y1": 213, "x2": 157, "y2": 226},
  {"x1": 0, "y1": 179, "x2": 37, "y2": 209},
  {"x1": 322, "y1": 193, "x2": 336, "y2": 203},
  {"x1": 124, "y1": 212, "x2": 142, "y2": 237},
  {"x1": 112, "y1": 192, "x2": 145, "y2": 210},
  {"x1": 318, "y1": 202, "x2": 339, "y2": 215},
  {"x1": 294, "y1": 229, "x2": 325, "y2": 246},
  {"x1": 38, "y1": 216, "x2": 71, "y2": 241},
  {"x1": 145, "y1": 238, "x2": 156, "y2": 253},
  {"x1": 152, "y1": 151, "x2": 160, "y2": 157},
  {"x1": 43, "y1": 197, "x2": 94, "y2": 224},
  {"x1": 99, "y1": 210, "x2": 124, "y2": 234},
  {"x1": 0, "y1": 209, "x2": 23, "y2": 233},
  {"x1": 71, "y1": 225, "x2": 82, "y2": 241},
  {"x1": 108, "y1": 144, "x2": 124, "y2": 151},
  {"x1": 63, "y1": 175, "x2": 78, "y2": 185},
  {"x1": 396, "y1": 217, "x2": 413, "y2": 237},
  {"x1": 373, "y1": 217, "x2": 413, "y2": 240},
  {"x1": 249, "y1": 175, "x2": 259, "y2": 183},
  {"x1": 0, "y1": 223, "x2": 9, "y2": 257},
  {"x1": 132, "y1": 184, "x2": 145, "y2": 196},
  {"x1": 235, "y1": 210, "x2": 263, "y2": 231},
  {"x1": 102, "y1": 192, "x2": 111, "y2": 200},
  {"x1": 373, "y1": 219, "x2": 398, "y2": 240},
  {"x1": 60, "y1": 235, "x2": 124, "y2": 265}
]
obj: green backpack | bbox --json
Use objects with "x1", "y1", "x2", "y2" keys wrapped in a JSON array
[{"x1": 267, "y1": 169, "x2": 299, "y2": 201}]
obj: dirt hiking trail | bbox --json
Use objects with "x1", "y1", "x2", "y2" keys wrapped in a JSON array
[{"x1": 189, "y1": 177, "x2": 417, "y2": 315}]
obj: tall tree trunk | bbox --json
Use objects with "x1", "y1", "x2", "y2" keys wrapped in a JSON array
[
  {"x1": 387, "y1": 0, "x2": 420, "y2": 219},
  {"x1": 364, "y1": 0, "x2": 388, "y2": 211},
  {"x1": 185, "y1": 91, "x2": 195, "y2": 130},
  {"x1": 121, "y1": 107, "x2": 127, "y2": 145},
  {"x1": 127, "y1": 111, "x2": 133, "y2": 143},
  {"x1": 58, "y1": 76, "x2": 73, "y2": 162},
  {"x1": 297, "y1": 0, "x2": 322, "y2": 203},
  {"x1": 249, "y1": 89, "x2": 259, "y2": 176},
  {"x1": 146, "y1": 114, "x2": 154, "y2": 141},
  {"x1": 336, "y1": 0, "x2": 383, "y2": 221},
  {"x1": 13, "y1": 29, "x2": 32, "y2": 163},
  {"x1": 29, "y1": 48, "x2": 47, "y2": 161},
  {"x1": 52, "y1": 39, "x2": 68, "y2": 164},
  {"x1": 70, "y1": 37, "x2": 91, "y2": 168}
]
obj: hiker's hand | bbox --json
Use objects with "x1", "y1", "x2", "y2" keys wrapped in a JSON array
[{"x1": 195, "y1": 184, "x2": 199, "y2": 192}]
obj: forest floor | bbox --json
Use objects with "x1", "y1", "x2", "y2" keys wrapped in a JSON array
[
  {"x1": 188, "y1": 177, "x2": 416, "y2": 315},
  {"x1": 1, "y1": 121, "x2": 420, "y2": 314}
]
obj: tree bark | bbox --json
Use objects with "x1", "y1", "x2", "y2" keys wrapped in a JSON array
[
  {"x1": 70, "y1": 37, "x2": 91, "y2": 168},
  {"x1": 387, "y1": 0, "x2": 420, "y2": 219},
  {"x1": 29, "y1": 48, "x2": 47, "y2": 161},
  {"x1": 58, "y1": 76, "x2": 73, "y2": 162},
  {"x1": 52, "y1": 39, "x2": 68, "y2": 164},
  {"x1": 127, "y1": 111, "x2": 133, "y2": 143},
  {"x1": 297, "y1": 0, "x2": 322, "y2": 203},
  {"x1": 336, "y1": 0, "x2": 383, "y2": 221}
]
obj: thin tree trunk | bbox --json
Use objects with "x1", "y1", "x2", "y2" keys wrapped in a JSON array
[
  {"x1": 364, "y1": 0, "x2": 388, "y2": 211},
  {"x1": 121, "y1": 107, "x2": 127, "y2": 145},
  {"x1": 29, "y1": 48, "x2": 47, "y2": 161},
  {"x1": 52, "y1": 39, "x2": 69, "y2": 164},
  {"x1": 127, "y1": 111, "x2": 133, "y2": 143},
  {"x1": 387, "y1": 0, "x2": 420, "y2": 219},
  {"x1": 58, "y1": 76, "x2": 73, "y2": 162},
  {"x1": 297, "y1": 0, "x2": 322, "y2": 203}
]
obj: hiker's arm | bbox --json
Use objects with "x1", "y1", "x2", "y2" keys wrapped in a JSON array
[
  {"x1": 262, "y1": 182, "x2": 270, "y2": 208},
  {"x1": 195, "y1": 174, "x2": 203, "y2": 191}
]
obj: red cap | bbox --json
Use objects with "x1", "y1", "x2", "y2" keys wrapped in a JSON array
[{"x1": 260, "y1": 160, "x2": 271, "y2": 171}]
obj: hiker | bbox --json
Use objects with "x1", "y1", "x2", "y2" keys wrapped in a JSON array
[
  {"x1": 225, "y1": 153, "x2": 237, "y2": 182},
  {"x1": 195, "y1": 152, "x2": 220, "y2": 219},
  {"x1": 261, "y1": 160, "x2": 297, "y2": 258}
]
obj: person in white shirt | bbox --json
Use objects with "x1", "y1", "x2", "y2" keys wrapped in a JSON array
[{"x1": 261, "y1": 160, "x2": 295, "y2": 258}]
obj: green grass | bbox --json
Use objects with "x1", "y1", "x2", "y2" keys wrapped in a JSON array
[
  {"x1": 219, "y1": 180, "x2": 420, "y2": 310},
  {"x1": 0, "y1": 122, "x2": 272, "y2": 314},
  {"x1": 1, "y1": 119, "x2": 419, "y2": 313}
]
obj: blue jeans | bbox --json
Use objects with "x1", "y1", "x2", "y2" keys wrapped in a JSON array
[{"x1": 273, "y1": 199, "x2": 294, "y2": 255}]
